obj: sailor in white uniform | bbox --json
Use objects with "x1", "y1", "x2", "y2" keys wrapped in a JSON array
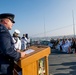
[
  {"x1": 12, "y1": 29, "x2": 21, "y2": 51},
  {"x1": 21, "y1": 34, "x2": 30, "y2": 50}
]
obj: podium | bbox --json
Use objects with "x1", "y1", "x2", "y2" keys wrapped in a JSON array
[{"x1": 14, "y1": 46, "x2": 50, "y2": 75}]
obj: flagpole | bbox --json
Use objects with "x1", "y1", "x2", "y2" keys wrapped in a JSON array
[
  {"x1": 44, "y1": 16, "x2": 46, "y2": 38},
  {"x1": 72, "y1": 10, "x2": 75, "y2": 38}
]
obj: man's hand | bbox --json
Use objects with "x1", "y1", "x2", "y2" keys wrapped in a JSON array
[
  {"x1": 17, "y1": 50, "x2": 20, "y2": 52},
  {"x1": 17, "y1": 50, "x2": 26, "y2": 58},
  {"x1": 20, "y1": 52, "x2": 26, "y2": 57}
]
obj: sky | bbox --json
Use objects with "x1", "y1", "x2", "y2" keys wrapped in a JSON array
[{"x1": 0, "y1": 0, "x2": 76, "y2": 38}]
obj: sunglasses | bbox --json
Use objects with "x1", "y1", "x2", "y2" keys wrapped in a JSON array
[{"x1": 7, "y1": 17, "x2": 15, "y2": 23}]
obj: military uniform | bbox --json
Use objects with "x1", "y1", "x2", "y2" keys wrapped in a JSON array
[
  {"x1": 12, "y1": 29, "x2": 21, "y2": 50},
  {"x1": 0, "y1": 13, "x2": 21, "y2": 75}
]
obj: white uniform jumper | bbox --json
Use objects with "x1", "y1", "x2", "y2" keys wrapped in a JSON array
[
  {"x1": 21, "y1": 37, "x2": 28, "y2": 50},
  {"x1": 12, "y1": 37, "x2": 21, "y2": 50}
]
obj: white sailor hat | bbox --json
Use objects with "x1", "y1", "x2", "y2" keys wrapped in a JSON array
[{"x1": 14, "y1": 29, "x2": 20, "y2": 34}]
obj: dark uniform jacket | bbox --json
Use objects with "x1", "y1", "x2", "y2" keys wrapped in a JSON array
[{"x1": 0, "y1": 24, "x2": 21, "y2": 75}]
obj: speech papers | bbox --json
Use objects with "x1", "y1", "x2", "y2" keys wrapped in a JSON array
[{"x1": 25, "y1": 49, "x2": 35, "y2": 54}]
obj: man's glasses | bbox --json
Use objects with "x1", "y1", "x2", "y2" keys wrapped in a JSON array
[{"x1": 7, "y1": 17, "x2": 15, "y2": 23}]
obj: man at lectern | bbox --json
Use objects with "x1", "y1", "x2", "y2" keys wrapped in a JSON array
[{"x1": 0, "y1": 13, "x2": 25, "y2": 75}]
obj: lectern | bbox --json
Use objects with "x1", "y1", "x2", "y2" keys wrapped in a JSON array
[{"x1": 14, "y1": 46, "x2": 50, "y2": 75}]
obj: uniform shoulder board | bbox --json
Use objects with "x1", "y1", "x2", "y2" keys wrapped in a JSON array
[{"x1": 0, "y1": 25, "x2": 7, "y2": 32}]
